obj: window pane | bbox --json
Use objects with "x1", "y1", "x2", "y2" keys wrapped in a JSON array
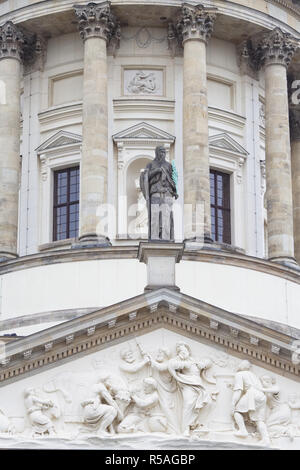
[
  {"x1": 53, "y1": 167, "x2": 80, "y2": 241},
  {"x1": 210, "y1": 170, "x2": 231, "y2": 244}
]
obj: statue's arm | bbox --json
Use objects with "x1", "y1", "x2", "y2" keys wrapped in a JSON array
[
  {"x1": 149, "y1": 168, "x2": 161, "y2": 178},
  {"x1": 132, "y1": 393, "x2": 156, "y2": 409},
  {"x1": 151, "y1": 359, "x2": 168, "y2": 372}
]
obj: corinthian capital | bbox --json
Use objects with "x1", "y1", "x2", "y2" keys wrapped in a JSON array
[
  {"x1": 0, "y1": 21, "x2": 24, "y2": 61},
  {"x1": 255, "y1": 28, "x2": 298, "y2": 68},
  {"x1": 290, "y1": 107, "x2": 300, "y2": 141},
  {"x1": 73, "y1": 1, "x2": 120, "y2": 45},
  {"x1": 175, "y1": 3, "x2": 216, "y2": 45}
]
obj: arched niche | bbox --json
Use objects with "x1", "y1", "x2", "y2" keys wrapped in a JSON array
[{"x1": 126, "y1": 156, "x2": 152, "y2": 239}]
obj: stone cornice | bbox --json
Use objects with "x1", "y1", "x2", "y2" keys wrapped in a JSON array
[
  {"x1": 73, "y1": 1, "x2": 120, "y2": 45},
  {"x1": 172, "y1": 3, "x2": 217, "y2": 47},
  {"x1": 0, "y1": 245, "x2": 299, "y2": 284},
  {"x1": 266, "y1": 0, "x2": 300, "y2": 18},
  {"x1": 0, "y1": 288, "x2": 299, "y2": 384},
  {"x1": 0, "y1": 21, "x2": 24, "y2": 61}
]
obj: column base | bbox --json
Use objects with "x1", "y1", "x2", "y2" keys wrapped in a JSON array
[
  {"x1": 268, "y1": 256, "x2": 300, "y2": 271},
  {"x1": 138, "y1": 242, "x2": 184, "y2": 292},
  {"x1": 72, "y1": 234, "x2": 111, "y2": 249}
]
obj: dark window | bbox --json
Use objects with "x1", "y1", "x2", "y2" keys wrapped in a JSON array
[
  {"x1": 53, "y1": 166, "x2": 80, "y2": 241},
  {"x1": 210, "y1": 169, "x2": 231, "y2": 244}
]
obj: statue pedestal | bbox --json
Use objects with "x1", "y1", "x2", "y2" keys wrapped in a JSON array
[{"x1": 138, "y1": 242, "x2": 184, "y2": 292}]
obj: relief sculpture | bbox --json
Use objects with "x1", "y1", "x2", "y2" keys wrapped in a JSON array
[{"x1": 0, "y1": 339, "x2": 298, "y2": 449}]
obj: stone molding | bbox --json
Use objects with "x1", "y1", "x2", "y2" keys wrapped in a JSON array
[
  {"x1": 169, "y1": 3, "x2": 217, "y2": 50},
  {"x1": 73, "y1": 1, "x2": 120, "y2": 45},
  {"x1": 0, "y1": 246, "x2": 299, "y2": 284},
  {"x1": 0, "y1": 21, "x2": 24, "y2": 61},
  {"x1": 0, "y1": 288, "x2": 299, "y2": 383}
]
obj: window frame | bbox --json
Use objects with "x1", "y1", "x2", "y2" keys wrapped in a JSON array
[
  {"x1": 53, "y1": 166, "x2": 80, "y2": 242},
  {"x1": 210, "y1": 169, "x2": 231, "y2": 245}
]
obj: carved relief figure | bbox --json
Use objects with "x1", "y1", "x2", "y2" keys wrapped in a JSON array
[
  {"x1": 119, "y1": 347, "x2": 150, "y2": 377},
  {"x1": 149, "y1": 348, "x2": 179, "y2": 433},
  {"x1": 80, "y1": 380, "x2": 122, "y2": 435},
  {"x1": 231, "y1": 361, "x2": 270, "y2": 446},
  {"x1": 127, "y1": 71, "x2": 157, "y2": 94},
  {"x1": 260, "y1": 375, "x2": 293, "y2": 439},
  {"x1": 140, "y1": 146, "x2": 178, "y2": 241},
  {"x1": 167, "y1": 342, "x2": 214, "y2": 436},
  {"x1": 9, "y1": 342, "x2": 298, "y2": 447},
  {"x1": 24, "y1": 388, "x2": 57, "y2": 436},
  {"x1": 118, "y1": 377, "x2": 167, "y2": 434},
  {"x1": 0, "y1": 409, "x2": 12, "y2": 434},
  {"x1": 98, "y1": 371, "x2": 131, "y2": 417}
]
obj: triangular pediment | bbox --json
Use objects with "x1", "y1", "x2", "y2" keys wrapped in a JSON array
[
  {"x1": 36, "y1": 130, "x2": 82, "y2": 154},
  {"x1": 209, "y1": 133, "x2": 248, "y2": 156},
  {"x1": 0, "y1": 290, "x2": 299, "y2": 450},
  {"x1": 1, "y1": 288, "x2": 299, "y2": 382},
  {"x1": 112, "y1": 122, "x2": 175, "y2": 143}
]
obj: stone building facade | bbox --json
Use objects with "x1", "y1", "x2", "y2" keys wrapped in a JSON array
[{"x1": 0, "y1": 0, "x2": 299, "y2": 450}]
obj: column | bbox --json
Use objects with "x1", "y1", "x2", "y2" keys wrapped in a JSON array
[
  {"x1": 256, "y1": 28, "x2": 297, "y2": 265},
  {"x1": 175, "y1": 4, "x2": 216, "y2": 244},
  {"x1": 74, "y1": 2, "x2": 119, "y2": 246},
  {"x1": 0, "y1": 21, "x2": 24, "y2": 259},
  {"x1": 290, "y1": 108, "x2": 300, "y2": 264}
]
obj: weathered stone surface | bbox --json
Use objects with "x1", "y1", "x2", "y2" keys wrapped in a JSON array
[
  {"x1": 251, "y1": 28, "x2": 299, "y2": 264},
  {"x1": 290, "y1": 107, "x2": 300, "y2": 264},
  {"x1": 183, "y1": 38, "x2": 212, "y2": 242},
  {"x1": 0, "y1": 25, "x2": 23, "y2": 258},
  {"x1": 74, "y1": 2, "x2": 120, "y2": 244},
  {"x1": 73, "y1": 1, "x2": 120, "y2": 44},
  {"x1": 0, "y1": 21, "x2": 24, "y2": 61}
]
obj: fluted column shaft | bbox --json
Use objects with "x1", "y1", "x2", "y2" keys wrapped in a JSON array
[
  {"x1": 0, "y1": 22, "x2": 24, "y2": 259},
  {"x1": 175, "y1": 4, "x2": 216, "y2": 243},
  {"x1": 257, "y1": 28, "x2": 297, "y2": 264},
  {"x1": 74, "y1": 2, "x2": 119, "y2": 245}
]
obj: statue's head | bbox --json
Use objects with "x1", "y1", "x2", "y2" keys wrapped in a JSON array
[
  {"x1": 176, "y1": 341, "x2": 191, "y2": 360},
  {"x1": 155, "y1": 145, "x2": 166, "y2": 163},
  {"x1": 143, "y1": 377, "x2": 157, "y2": 394},
  {"x1": 261, "y1": 375, "x2": 276, "y2": 387},
  {"x1": 155, "y1": 347, "x2": 170, "y2": 363},
  {"x1": 237, "y1": 360, "x2": 251, "y2": 372},
  {"x1": 120, "y1": 349, "x2": 135, "y2": 364}
]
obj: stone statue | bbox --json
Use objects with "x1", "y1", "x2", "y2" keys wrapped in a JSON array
[
  {"x1": 231, "y1": 360, "x2": 270, "y2": 446},
  {"x1": 24, "y1": 388, "x2": 57, "y2": 436},
  {"x1": 80, "y1": 380, "x2": 122, "y2": 435},
  {"x1": 140, "y1": 146, "x2": 178, "y2": 241}
]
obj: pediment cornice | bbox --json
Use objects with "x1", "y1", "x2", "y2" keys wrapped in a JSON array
[
  {"x1": 36, "y1": 130, "x2": 82, "y2": 155},
  {"x1": 209, "y1": 133, "x2": 248, "y2": 157},
  {"x1": 112, "y1": 122, "x2": 175, "y2": 144},
  {"x1": 1, "y1": 289, "x2": 299, "y2": 384}
]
